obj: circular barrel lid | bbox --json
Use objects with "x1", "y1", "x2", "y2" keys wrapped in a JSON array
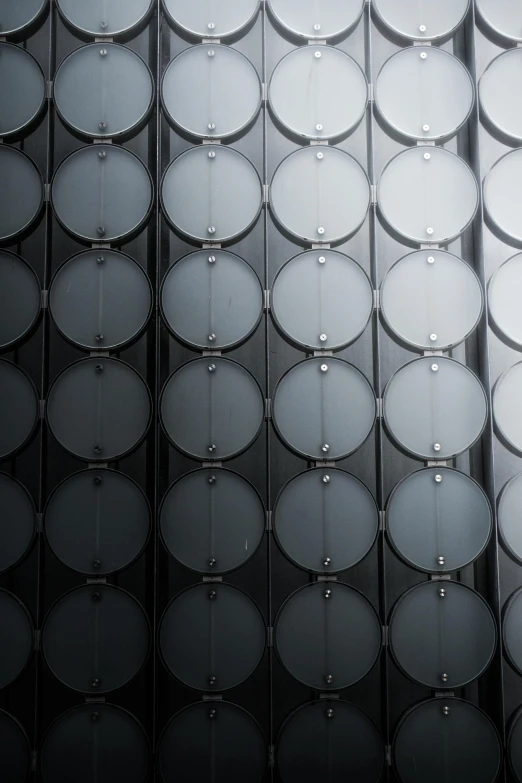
[
  {"x1": 51, "y1": 144, "x2": 152, "y2": 244},
  {"x1": 40, "y1": 704, "x2": 150, "y2": 783},
  {"x1": 271, "y1": 251, "x2": 372, "y2": 352},
  {"x1": 394, "y1": 698, "x2": 501, "y2": 783},
  {"x1": 162, "y1": 44, "x2": 261, "y2": 141},
  {"x1": 389, "y1": 581, "x2": 496, "y2": 689},
  {"x1": 386, "y1": 468, "x2": 492, "y2": 574},
  {"x1": 383, "y1": 357, "x2": 487, "y2": 461},
  {"x1": 49, "y1": 249, "x2": 152, "y2": 351},
  {"x1": 160, "y1": 357, "x2": 264, "y2": 461},
  {"x1": 0, "y1": 473, "x2": 36, "y2": 574},
  {"x1": 0, "y1": 145, "x2": 43, "y2": 243},
  {"x1": 159, "y1": 583, "x2": 266, "y2": 691},
  {"x1": 45, "y1": 469, "x2": 150, "y2": 576},
  {"x1": 0, "y1": 43, "x2": 46, "y2": 139},
  {"x1": 277, "y1": 700, "x2": 384, "y2": 783},
  {"x1": 274, "y1": 582, "x2": 381, "y2": 690},
  {"x1": 476, "y1": 0, "x2": 522, "y2": 46},
  {"x1": 161, "y1": 250, "x2": 263, "y2": 351},
  {"x1": 0, "y1": 360, "x2": 39, "y2": 462},
  {"x1": 372, "y1": 0, "x2": 469, "y2": 43},
  {"x1": 378, "y1": 146, "x2": 478, "y2": 247},
  {"x1": 0, "y1": 589, "x2": 33, "y2": 689},
  {"x1": 488, "y1": 254, "x2": 522, "y2": 350},
  {"x1": 0, "y1": 250, "x2": 41, "y2": 351},
  {"x1": 503, "y1": 588, "x2": 522, "y2": 676},
  {"x1": 484, "y1": 150, "x2": 522, "y2": 249},
  {"x1": 272, "y1": 357, "x2": 375, "y2": 461},
  {"x1": 498, "y1": 473, "x2": 522, "y2": 565},
  {"x1": 268, "y1": 0, "x2": 364, "y2": 41},
  {"x1": 161, "y1": 145, "x2": 262, "y2": 244},
  {"x1": 0, "y1": 710, "x2": 30, "y2": 783},
  {"x1": 42, "y1": 584, "x2": 149, "y2": 694},
  {"x1": 0, "y1": 0, "x2": 48, "y2": 39},
  {"x1": 270, "y1": 146, "x2": 370, "y2": 246},
  {"x1": 56, "y1": 0, "x2": 154, "y2": 38},
  {"x1": 46, "y1": 358, "x2": 151, "y2": 462},
  {"x1": 162, "y1": 0, "x2": 260, "y2": 40},
  {"x1": 273, "y1": 468, "x2": 378, "y2": 574},
  {"x1": 158, "y1": 701, "x2": 267, "y2": 783},
  {"x1": 493, "y1": 362, "x2": 522, "y2": 456},
  {"x1": 160, "y1": 468, "x2": 265, "y2": 575},
  {"x1": 269, "y1": 46, "x2": 367, "y2": 142},
  {"x1": 480, "y1": 49, "x2": 522, "y2": 146},
  {"x1": 375, "y1": 46, "x2": 474, "y2": 143},
  {"x1": 54, "y1": 44, "x2": 153, "y2": 140},
  {"x1": 380, "y1": 250, "x2": 483, "y2": 352},
  {"x1": 508, "y1": 707, "x2": 522, "y2": 783}
]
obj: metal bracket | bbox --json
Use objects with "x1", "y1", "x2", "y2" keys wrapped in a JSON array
[
  {"x1": 92, "y1": 243, "x2": 111, "y2": 249},
  {"x1": 313, "y1": 350, "x2": 333, "y2": 357},
  {"x1": 31, "y1": 752, "x2": 38, "y2": 772},
  {"x1": 311, "y1": 243, "x2": 330, "y2": 250},
  {"x1": 368, "y1": 83, "x2": 374, "y2": 103},
  {"x1": 264, "y1": 290, "x2": 270, "y2": 311},
  {"x1": 307, "y1": 39, "x2": 326, "y2": 45},
  {"x1": 371, "y1": 184, "x2": 377, "y2": 204},
  {"x1": 266, "y1": 510, "x2": 272, "y2": 532},
  {"x1": 312, "y1": 461, "x2": 336, "y2": 468},
  {"x1": 386, "y1": 746, "x2": 392, "y2": 766},
  {"x1": 310, "y1": 139, "x2": 329, "y2": 146},
  {"x1": 201, "y1": 461, "x2": 223, "y2": 468},
  {"x1": 267, "y1": 627, "x2": 274, "y2": 647},
  {"x1": 316, "y1": 575, "x2": 338, "y2": 582},
  {"x1": 416, "y1": 140, "x2": 436, "y2": 146},
  {"x1": 89, "y1": 351, "x2": 110, "y2": 358},
  {"x1": 376, "y1": 398, "x2": 383, "y2": 418},
  {"x1": 265, "y1": 398, "x2": 272, "y2": 420},
  {"x1": 202, "y1": 576, "x2": 223, "y2": 583},
  {"x1": 202, "y1": 243, "x2": 221, "y2": 249},
  {"x1": 263, "y1": 184, "x2": 269, "y2": 204},
  {"x1": 202, "y1": 138, "x2": 221, "y2": 145},
  {"x1": 379, "y1": 510, "x2": 386, "y2": 532},
  {"x1": 413, "y1": 40, "x2": 431, "y2": 46},
  {"x1": 426, "y1": 460, "x2": 448, "y2": 467},
  {"x1": 39, "y1": 400, "x2": 46, "y2": 419},
  {"x1": 85, "y1": 695, "x2": 106, "y2": 703},
  {"x1": 36, "y1": 513, "x2": 44, "y2": 533},
  {"x1": 202, "y1": 38, "x2": 221, "y2": 44},
  {"x1": 86, "y1": 577, "x2": 107, "y2": 585},
  {"x1": 429, "y1": 573, "x2": 451, "y2": 581},
  {"x1": 434, "y1": 691, "x2": 454, "y2": 698},
  {"x1": 261, "y1": 82, "x2": 267, "y2": 102},
  {"x1": 202, "y1": 693, "x2": 223, "y2": 701},
  {"x1": 93, "y1": 137, "x2": 112, "y2": 144},
  {"x1": 382, "y1": 625, "x2": 389, "y2": 646},
  {"x1": 44, "y1": 184, "x2": 51, "y2": 202},
  {"x1": 88, "y1": 462, "x2": 108, "y2": 469},
  {"x1": 46, "y1": 80, "x2": 53, "y2": 100},
  {"x1": 269, "y1": 746, "x2": 275, "y2": 768},
  {"x1": 202, "y1": 350, "x2": 222, "y2": 357},
  {"x1": 34, "y1": 630, "x2": 41, "y2": 651},
  {"x1": 41, "y1": 289, "x2": 48, "y2": 309},
  {"x1": 419, "y1": 243, "x2": 439, "y2": 250},
  {"x1": 319, "y1": 692, "x2": 339, "y2": 700},
  {"x1": 373, "y1": 289, "x2": 380, "y2": 309},
  {"x1": 423, "y1": 349, "x2": 444, "y2": 356},
  {"x1": 94, "y1": 37, "x2": 113, "y2": 42}
]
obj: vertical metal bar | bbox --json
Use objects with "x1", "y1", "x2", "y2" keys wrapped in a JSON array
[{"x1": 365, "y1": 2, "x2": 391, "y2": 775}]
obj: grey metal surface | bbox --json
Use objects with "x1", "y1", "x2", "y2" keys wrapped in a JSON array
[
  {"x1": 0, "y1": 360, "x2": 39, "y2": 462},
  {"x1": 162, "y1": 44, "x2": 261, "y2": 140},
  {"x1": 488, "y1": 254, "x2": 522, "y2": 351},
  {"x1": 0, "y1": 251, "x2": 41, "y2": 352},
  {"x1": 389, "y1": 581, "x2": 497, "y2": 689},
  {"x1": 53, "y1": 43, "x2": 154, "y2": 140},
  {"x1": 383, "y1": 356, "x2": 488, "y2": 460},
  {"x1": 393, "y1": 698, "x2": 502, "y2": 783},
  {"x1": 161, "y1": 145, "x2": 263, "y2": 244},
  {"x1": 374, "y1": 46, "x2": 474, "y2": 143},
  {"x1": 159, "y1": 583, "x2": 266, "y2": 691},
  {"x1": 161, "y1": 250, "x2": 263, "y2": 351},
  {"x1": 0, "y1": 473, "x2": 36, "y2": 574},
  {"x1": 380, "y1": 249, "x2": 483, "y2": 351},
  {"x1": 372, "y1": 0, "x2": 469, "y2": 42},
  {"x1": 271, "y1": 250, "x2": 373, "y2": 351},
  {"x1": 0, "y1": 589, "x2": 33, "y2": 690},
  {"x1": 273, "y1": 468, "x2": 378, "y2": 574},
  {"x1": 274, "y1": 582, "x2": 381, "y2": 690},
  {"x1": 386, "y1": 467, "x2": 492, "y2": 574},
  {"x1": 0, "y1": 710, "x2": 31, "y2": 783},
  {"x1": 56, "y1": 0, "x2": 154, "y2": 38},
  {"x1": 484, "y1": 150, "x2": 522, "y2": 249},
  {"x1": 0, "y1": 43, "x2": 46, "y2": 139},
  {"x1": 276, "y1": 700, "x2": 384, "y2": 783},
  {"x1": 269, "y1": 45, "x2": 367, "y2": 141},
  {"x1": 480, "y1": 49, "x2": 522, "y2": 145},
  {"x1": 51, "y1": 144, "x2": 153, "y2": 243},
  {"x1": 272, "y1": 357, "x2": 376, "y2": 461},
  {"x1": 158, "y1": 702, "x2": 267, "y2": 783},
  {"x1": 508, "y1": 708, "x2": 522, "y2": 783},
  {"x1": 270, "y1": 145, "x2": 370, "y2": 245},
  {"x1": 160, "y1": 468, "x2": 265, "y2": 574},
  {"x1": 0, "y1": 0, "x2": 47, "y2": 37},
  {"x1": 44, "y1": 469, "x2": 151, "y2": 576},
  {"x1": 493, "y1": 363, "x2": 522, "y2": 457},
  {"x1": 0, "y1": 145, "x2": 43, "y2": 243},
  {"x1": 377, "y1": 146, "x2": 479, "y2": 247},
  {"x1": 475, "y1": 0, "x2": 522, "y2": 45},
  {"x1": 162, "y1": 0, "x2": 260, "y2": 40},
  {"x1": 498, "y1": 473, "x2": 522, "y2": 566},
  {"x1": 42, "y1": 584, "x2": 150, "y2": 693},
  {"x1": 268, "y1": 0, "x2": 365, "y2": 41},
  {"x1": 46, "y1": 358, "x2": 151, "y2": 462},
  {"x1": 503, "y1": 588, "x2": 522, "y2": 677},
  {"x1": 39, "y1": 704, "x2": 150, "y2": 783},
  {"x1": 160, "y1": 357, "x2": 264, "y2": 461},
  {"x1": 49, "y1": 249, "x2": 152, "y2": 351}
]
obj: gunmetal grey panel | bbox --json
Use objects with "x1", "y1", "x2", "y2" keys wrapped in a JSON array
[
  {"x1": 0, "y1": 146, "x2": 43, "y2": 243},
  {"x1": 274, "y1": 582, "x2": 381, "y2": 690},
  {"x1": 484, "y1": 150, "x2": 522, "y2": 249},
  {"x1": 0, "y1": 711, "x2": 30, "y2": 783},
  {"x1": 163, "y1": 0, "x2": 260, "y2": 40},
  {"x1": 383, "y1": 357, "x2": 487, "y2": 461},
  {"x1": 268, "y1": 0, "x2": 364, "y2": 41},
  {"x1": 0, "y1": 0, "x2": 47, "y2": 37},
  {"x1": 389, "y1": 582, "x2": 496, "y2": 689},
  {"x1": 42, "y1": 585, "x2": 150, "y2": 694},
  {"x1": 498, "y1": 473, "x2": 522, "y2": 565},
  {"x1": 56, "y1": 0, "x2": 153, "y2": 38},
  {"x1": 45, "y1": 469, "x2": 150, "y2": 576},
  {"x1": 0, "y1": 251, "x2": 41, "y2": 351},
  {"x1": 476, "y1": 0, "x2": 522, "y2": 45},
  {"x1": 273, "y1": 468, "x2": 378, "y2": 574},
  {"x1": 0, "y1": 360, "x2": 38, "y2": 462},
  {"x1": 509, "y1": 708, "x2": 522, "y2": 783},
  {"x1": 503, "y1": 589, "x2": 522, "y2": 677},
  {"x1": 488, "y1": 253, "x2": 522, "y2": 350},
  {"x1": 493, "y1": 362, "x2": 522, "y2": 456},
  {"x1": 480, "y1": 49, "x2": 522, "y2": 145},
  {"x1": 0, "y1": 43, "x2": 45, "y2": 138},
  {"x1": 0, "y1": 590, "x2": 33, "y2": 690},
  {"x1": 162, "y1": 44, "x2": 261, "y2": 140},
  {"x1": 0, "y1": 473, "x2": 36, "y2": 574},
  {"x1": 159, "y1": 584, "x2": 266, "y2": 691},
  {"x1": 372, "y1": 0, "x2": 469, "y2": 42}
]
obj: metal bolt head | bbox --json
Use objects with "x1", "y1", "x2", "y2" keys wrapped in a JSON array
[
  {"x1": 420, "y1": 52, "x2": 427, "y2": 59},
  {"x1": 94, "y1": 476, "x2": 102, "y2": 486},
  {"x1": 208, "y1": 364, "x2": 216, "y2": 372},
  {"x1": 208, "y1": 255, "x2": 216, "y2": 264},
  {"x1": 316, "y1": 124, "x2": 323, "y2": 131},
  {"x1": 99, "y1": 48, "x2": 107, "y2": 56},
  {"x1": 207, "y1": 50, "x2": 215, "y2": 57},
  {"x1": 427, "y1": 256, "x2": 435, "y2": 264},
  {"x1": 92, "y1": 592, "x2": 101, "y2": 602},
  {"x1": 208, "y1": 475, "x2": 216, "y2": 484},
  {"x1": 208, "y1": 334, "x2": 216, "y2": 342},
  {"x1": 314, "y1": 51, "x2": 322, "y2": 59},
  {"x1": 320, "y1": 334, "x2": 327, "y2": 342},
  {"x1": 99, "y1": 122, "x2": 107, "y2": 131},
  {"x1": 100, "y1": 20, "x2": 108, "y2": 29},
  {"x1": 94, "y1": 445, "x2": 103, "y2": 455},
  {"x1": 435, "y1": 474, "x2": 442, "y2": 483},
  {"x1": 431, "y1": 364, "x2": 439, "y2": 372},
  {"x1": 426, "y1": 227, "x2": 434, "y2": 235},
  {"x1": 317, "y1": 227, "x2": 325, "y2": 235},
  {"x1": 323, "y1": 475, "x2": 330, "y2": 484},
  {"x1": 325, "y1": 674, "x2": 334, "y2": 684},
  {"x1": 98, "y1": 151, "x2": 107, "y2": 160},
  {"x1": 208, "y1": 151, "x2": 216, "y2": 159},
  {"x1": 322, "y1": 444, "x2": 330, "y2": 453},
  {"x1": 323, "y1": 557, "x2": 331, "y2": 566},
  {"x1": 95, "y1": 363, "x2": 104, "y2": 374},
  {"x1": 91, "y1": 712, "x2": 100, "y2": 722},
  {"x1": 209, "y1": 709, "x2": 217, "y2": 719},
  {"x1": 424, "y1": 152, "x2": 431, "y2": 161},
  {"x1": 441, "y1": 673, "x2": 449, "y2": 682},
  {"x1": 326, "y1": 708, "x2": 335, "y2": 718},
  {"x1": 95, "y1": 334, "x2": 104, "y2": 343},
  {"x1": 439, "y1": 588, "x2": 446, "y2": 598},
  {"x1": 92, "y1": 678, "x2": 100, "y2": 688},
  {"x1": 208, "y1": 558, "x2": 217, "y2": 568},
  {"x1": 320, "y1": 364, "x2": 328, "y2": 373},
  {"x1": 208, "y1": 226, "x2": 216, "y2": 235},
  {"x1": 208, "y1": 444, "x2": 216, "y2": 452},
  {"x1": 419, "y1": 24, "x2": 427, "y2": 32},
  {"x1": 423, "y1": 124, "x2": 430, "y2": 132},
  {"x1": 209, "y1": 675, "x2": 217, "y2": 685},
  {"x1": 430, "y1": 333, "x2": 437, "y2": 342},
  {"x1": 438, "y1": 556, "x2": 445, "y2": 566},
  {"x1": 434, "y1": 443, "x2": 441, "y2": 452},
  {"x1": 97, "y1": 226, "x2": 106, "y2": 237},
  {"x1": 208, "y1": 590, "x2": 217, "y2": 600},
  {"x1": 314, "y1": 23, "x2": 321, "y2": 31},
  {"x1": 318, "y1": 256, "x2": 326, "y2": 264},
  {"x1": 208, "y1": 123, "x2": 216, "y2": 131},
  {"x1": 97, "y1": 255, "x2": 105, "y2": 265},
  {"x1": 317, "y1": 152, "x2": 324, "y2": 160},
  {"x1": 93, "y1": 559, "x2": 101, "y2": 569},
  {"x1": 324, "y1": 589, "x2": 332, "y2": 599},
  {"x1": 442, "y1": 706, "x2": 450, "y2": 715},
  {"x1": 208, "y1": 22, "x2": 215, "y2": 30}
]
